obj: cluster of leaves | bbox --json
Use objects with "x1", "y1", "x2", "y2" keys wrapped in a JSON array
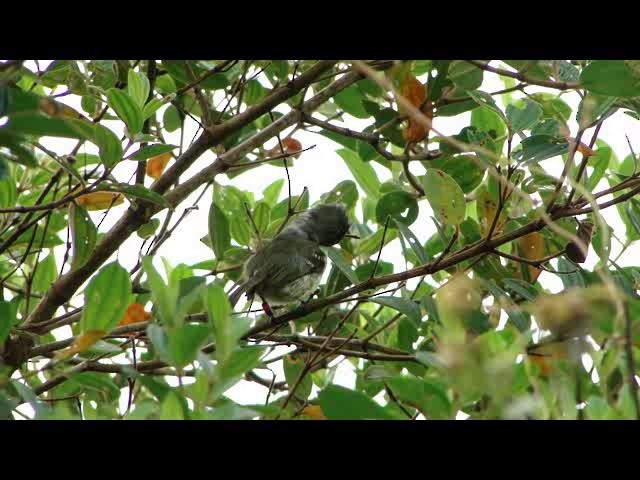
[{"x1": 1, "y1": 60, "x2": 640, "y2": 420}]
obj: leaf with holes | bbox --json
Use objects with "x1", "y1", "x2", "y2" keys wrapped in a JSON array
[
  {"x1": 506, "y1": 99, "x2": 543, "y2": 133},
  {"x1": 421, "y1": 169, "x2": 466, "y2": 225},
  {"x1": 375, "y1": 190, "x2": 418, "y2": 226}
]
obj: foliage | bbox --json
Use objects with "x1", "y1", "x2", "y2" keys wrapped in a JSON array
[{"x1": 1, "y1": 59, "x2": 640, "y2": 420}]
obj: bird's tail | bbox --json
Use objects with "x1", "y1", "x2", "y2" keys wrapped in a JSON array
[{"x1": 228, "y1": 280, "x2": 256, "y2": 308}]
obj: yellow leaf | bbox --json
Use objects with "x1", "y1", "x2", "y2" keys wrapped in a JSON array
[
  {"x1": 55, "y1": 330, "x2": 106, "y2": 360},
  {"x1": 146, "y1": 152, "x2": 172, "y2": 179},
  {"x1": 476, "y1": 187, "x2": 505, "y2": 237},
  {"x1": 39, "y1": 98, "x2": 91, "y2": 123},
  {"x1": 301, "y1": 404, "x2": 326, "y2": 420},
  {"x1": 76, "y1": 191, "x2": 125, "y2": 211},
  {"x1": 518, "y1": 232, "x2": 545, "y2": 283}
]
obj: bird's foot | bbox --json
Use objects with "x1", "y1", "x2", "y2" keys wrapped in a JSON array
[{"x1": 300, "y1": 288, "x2": 321, "y2": 305}]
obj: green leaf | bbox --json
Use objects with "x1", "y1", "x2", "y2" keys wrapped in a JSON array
[
  {"x1": 421, "y1": 169, "x2": 466, "y2": 225},
  {"x1": 386, "y1": 376, "x2": 452, "y2": 419},
  {"x1": 262, "y1": 179, "x2": 284, "y2": 206},
  {"x1": 208, "y1": 202, "x2": 231, "y2": 261},
  {"x1": 576, "y1": 93, "x2": 617, "y2": 129},
  {"x1": 394, "y1": 220, "x2": 429, "y2": 264},
  {"x1": 588, "y1": 141, "x2": 612, "y2": 191},
  {"x1": 317, "y1": 384, "x2": 395, "y2": 420},
  {"x1": 137, "y1": 218, "x2": 161, "y2": 239},
  {"x1": 371, "y1": 296, "x2": 422, "y2": 326},
  {"x1": 203, "y1": 284, "x2": 232, "y2": 362},
  {"x1": 592, "y1": 222, "x2": 612, "y2": 262},
  {"x1": 243, "y1": 79, "x2": 265, "y2": 105},
  {"x1": 160, "y1": 391, "x2": 186, "y2": 420},
  {"x1": 580, "y1": 60, "x2": 640, "y2": 98},
  {"x1": 98, "y1": 182, "x2": 169, "y2": 208},
  {"x1": 506, "y1": 99, "x2": 543, "y2": 133},
  {"x1": 375, "y1": 191, "x2": 418, "y2": 226},
  {"x1": 168, "y1": 323, "x2": 210, "y2": 368},
  {"x1": 466, "y1": 90, "x2": 508, "y2": 124},
  {"x1": 4, "y1": 114, "x2": 91, "y2": 140},
  {"x1": 333, "y1": 85, "x2": 369, "y2": 119},
  {"x1": 585, "y1": 395, "x2": 614, "y2": 420},
  {"x1": 415, "y1": 351, "x2": 447, "y2": 369},
  {"x1": 252, "y1": 201, "x2": 271, "y2": 235},
  {"x1": 163, "y1": 105, "x2": 181, "y2": 132},
  {"x1": 69, "y1": 203, "x2": 97, "y2": 271},
  {"x1": 320, "y1": 246, "x2": 358, "y2": 284},
  {"x1": 142, "y1": 97, "x2": 165, "y2": 120},
  {"x1": 427, "y1": 154, "x2": 486, "y2": 194},
  {"x1": 321, "y1": 180, "x2": 359, "y2": 211},
  {"x1": 69, "y1": 372, "x2": 121, "y2": 401},
  {"x1": 448, "y1": 61, "x2": 483, "y2": 90},
  {"x1": 81, "y1": 262, "x2": 132, "y2": 333},
  {"x1": 503, "y1": 61, "x2": 552, "y2": 81},
  {"x1": 142, "y1": 257, "x2": 174, "y2": 326},
  {"x1": 337, "y1": 149, "x2": 381, "y2": 199},
  {"x1": 216, "y1": 347, "x2": 266, "y2": 385},
  {"x1": 127, "y1": 70, "x2": 150, "y2": 109},
  {"x1": 471, "y1": 106, "x2": 507, "y2": 147},
  {"x1": 557, "y1": 257, "x2": 585, "y2": 288},
  {"x1": 353, "y1": 227, "x2": 398, "y2": 257},
  {"x1": 0, "y1": 301, "x2": 17, "y2": 344},
  {"x1": 94, "y1": 124, "x2": 123, "y2": 168},
  {"x1": 481, "y1": 279, "x2": 530, "y2": 332},
  {"x1": 147, "y1": 323, "x2": 170, "y2": 362},
  {"x1": 129, "y1": 144, "x2": 176, "y2": 161},
  {"x1": 106, "y1": 88, "x2": 143, "y2": 135},
  {"x1": 31, "y1": 254, "x2": 57, "y2": 294},
  {"x1": 0, "y1": 165, "x2": 17, "y2": 207},
  {"x1": 513, "y1": 135, "x2": 569, "y2": 164},
  {"x1": 283, "y1": 355, "x2": 312, "y2": 401}
]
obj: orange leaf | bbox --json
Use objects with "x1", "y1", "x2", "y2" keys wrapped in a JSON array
[
  {"x1": 400, "y1": 75, "x2": 427, "y2": 111},
  {"x1": 55, "y1": 330, "x2": 106, "y2": 360},
  {"x1": 403, "y1": 120, "x2": 429, "y2": 144},
  {"x1": 266, "y1": 137, "x2": 303, "y2": 159},
  {"x1": 566, "y1": 136, "x2": 597, "y2": 157},
  {"x1": 518, "y1": 232, "x2": 545, "y2": 283},
  {"x1": 398, "y1": 75, "x2": 432, "y2": 144},
  {"x1": 300, "y1": 404, "x2": 326, "y2": 420},
  {"x1": 117, "y1": 303, "x2": 152, "y2": 335},
  {"x1": 76, "y1": 191, "x2": 125, "y2": 211},
  {"x1": 146, "y1": 152, "x2": 172, "y2": 179}
]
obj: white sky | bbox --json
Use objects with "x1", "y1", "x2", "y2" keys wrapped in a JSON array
[{"x1": 10, "y1": 60, "x2": 640, "y2": 419}]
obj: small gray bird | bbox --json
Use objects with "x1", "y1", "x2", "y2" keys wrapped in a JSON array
[{"x1": 228, "y1": 203, "x2": 350, "y2": 317}]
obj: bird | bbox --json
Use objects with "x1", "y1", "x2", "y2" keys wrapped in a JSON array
[{"x1": 228, "y1": 203, "x2": 350, "y2": 318}]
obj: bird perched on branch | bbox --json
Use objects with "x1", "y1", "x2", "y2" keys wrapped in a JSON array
[{"x1": 228, "y1": 203, "x2": 350, "y2": 318}]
